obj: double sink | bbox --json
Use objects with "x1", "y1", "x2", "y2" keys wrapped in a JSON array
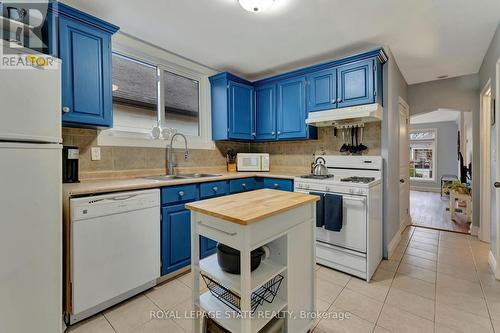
[{"x1": 143, "y1": 173, "x2": 222, "y2": 181}]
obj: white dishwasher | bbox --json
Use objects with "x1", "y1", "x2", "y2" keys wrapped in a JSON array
[{"x1": 70, "y1": 189, "x2": 160, "y2": 324}]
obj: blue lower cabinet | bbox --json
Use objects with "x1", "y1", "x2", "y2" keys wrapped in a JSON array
[
  {"x1": 200, "y1": 237, "x2": 218, "y2": 259},
  {"x1": 263, "y1": 178, "x2": 293, "y2": 191},
  {"x1": 229, "y1": 178, "x2": 256, "y2": 194},
  {"x1": 200, "y1": 181, "x2": 228, "y2": 199},
  {"x1": 161, "y1": 204, "x2": 192, "y2": 275}
]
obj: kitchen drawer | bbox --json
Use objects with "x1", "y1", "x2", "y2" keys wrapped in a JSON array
[
  {"x1": 316, "y1": 242, "x2": 366, "y2": 279},
  {"x1": 161, "y1": 184, "x2": 199, "y2": 205},
  {"x1": 229, "y1": 178, "x2": 256, "y2": 194},
  {"x1": 200, "y1": 181, "x2": 228, "y2": 199},
  {"x1": 263, "y1": 178, "x2": 293, "y2": 191}
]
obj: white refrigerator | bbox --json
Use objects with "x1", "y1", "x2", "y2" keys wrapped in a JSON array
[{"x1": 0, "y1": 48, "x2": 62, "y2": 333}]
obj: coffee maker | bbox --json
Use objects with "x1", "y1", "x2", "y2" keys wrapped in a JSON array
[{"x1": 62, "y1": 146, "x2": 79, "y2": 183}]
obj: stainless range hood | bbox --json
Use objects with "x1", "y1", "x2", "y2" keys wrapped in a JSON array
[{"x1": 306, "y1": 103, "x2": 383, "y2": 127}]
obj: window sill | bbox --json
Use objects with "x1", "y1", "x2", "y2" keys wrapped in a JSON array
[
  {"x1": 410, "y1": 178, "x2": 437, "y2": 183},
  {"x1": 97, "y1": 129, "x2": 216, "y2": 150}
]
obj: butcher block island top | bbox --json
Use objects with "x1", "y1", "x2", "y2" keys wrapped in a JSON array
[{"x1": 185, "y1": 189, "x2": 320, "y2": 225}]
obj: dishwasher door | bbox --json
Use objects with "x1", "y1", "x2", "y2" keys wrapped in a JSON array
[{"x1": 70, "y1": 189, "x2": 160, "y2": 321}]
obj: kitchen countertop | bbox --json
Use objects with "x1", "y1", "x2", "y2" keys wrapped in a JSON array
[
  {"x1": 186, "y1": 189, "x2": 320, "y2": 225},
  {"x1": 63, "y1": 171, "x2": 302, "y2": 197}
]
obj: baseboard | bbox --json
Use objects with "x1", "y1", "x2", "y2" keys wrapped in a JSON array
[
  {"x1": 410, "y1": 186, "x2": 441, "y2": 193},
  {"x1": 387, "y1": 231, "x2": 402, "y2": 260},
  {"x1": 489, "y1": 251, "x2": 498, "y2": 279},
  {"x1": 471, "y1": 225, "x2": 479, "y2": 236}
]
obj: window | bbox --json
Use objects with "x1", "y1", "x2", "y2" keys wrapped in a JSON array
[
  {"x1": 409, "y1": 129, "x2": 436, "y2": 181},
  {"x1": 111, "y1": 53, "x2": 159, "y2": 133},
  {"x1": 98, "y1": 34, "x2": 214, "y2": 149}
]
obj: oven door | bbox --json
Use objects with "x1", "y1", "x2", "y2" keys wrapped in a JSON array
[{"x1": 298, "y1": 189, "x2": 367, "y2": 253}]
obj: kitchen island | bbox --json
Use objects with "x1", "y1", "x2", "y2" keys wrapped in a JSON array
[{"x1": 186, "y1": 189, "x2": 320, "y2": 333}]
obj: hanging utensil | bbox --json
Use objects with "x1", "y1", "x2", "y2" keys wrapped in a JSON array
[
  {"x1": 358, "y1": 126, "x2": 368, "y2": 151},
  {"x1": 340, "y1": 128, "x2": 349, "y2": 153},
  {"x1": 349, "y1": 127, "x2": 357, "y2": 154}
]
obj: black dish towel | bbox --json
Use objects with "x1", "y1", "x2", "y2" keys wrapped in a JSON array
[
  {"x1": 324, "y1": 193, "x2": 343, "y2": 232},
  {"x1": 311, "y1": 192, "x2": 325, "y2": 227}
]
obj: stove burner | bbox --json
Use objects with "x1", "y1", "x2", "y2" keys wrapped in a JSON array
[
  {"x1": 340, "y1": 176, "x2": 375, "y2": 184},
  {"x1": 300, "y1": 174, "x2": 334, "y2": 180}
]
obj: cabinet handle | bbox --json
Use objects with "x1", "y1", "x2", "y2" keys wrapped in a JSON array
[
  {"x1": 198, "y1": 221, "x2": 237, "y2": 236},
  {"x1": 62, "y1": 106, "x2": 70, "y2": 113},
  {"x1": 495, "y1": 182, "x2": 500, "y2": 188},
  {"x1": 274, "y1": 183, "x2": 279, "y2": 188},
  {"x1": 271, "y1": 131, "x2": 275, "y2": 135},
  {"x1": 241, "y1": 183, "x2": 247, "y2": 188},
  {"x1": 400, "y1": 179, "x2": 405, "y2": 184},
  {"x1": 178, "y1": 191, "x2": 185, "y2": 197},
  {"x1": 337, "y1": 98, "x2": 342, "y2": 103},
  {"x1": 212, "y1": 186, "x2": 218, "y2": 192},
  {"x1": 277, "y1": 131, "x2": 281, "y2": 135},
  {"x1": 252, "y1": 132, "x2": 256, "y2": 136}
]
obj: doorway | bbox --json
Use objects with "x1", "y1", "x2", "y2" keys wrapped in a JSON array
[{"x1": 480, "y1": 81, "x2": 492, "y2": 243}]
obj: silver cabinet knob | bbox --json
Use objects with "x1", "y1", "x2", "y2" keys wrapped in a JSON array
[
  {"x1": 252, "y1": 132, "x2": 256, "y2": 136},
  {"x1": 337, "y1": 98, "x2": 342, "y2": 103},
  {"x1": 62, "y1": 106, "x2": 70, "y2": 113},
  {"x1": 271, "y1": 131, "x2": 275, "y2": 135},
  {"x1": 331, "y1": 99, "x2": 336, "y2": 103},
  {"x1": 274, "y1": 183, "x2": 279, "y2": 188},
  {"x1": 242, "y1": 183, "x2": 247, "y2": 188},
  {"x1": 277, "y1": 131, "x2": 281, "y2": 135},
  {"x1": 213, "y1": 186, "x2": 218, "y2": 192},
  {"x1": 178, "y1": 191, "x2": 185, "y2": 197}
]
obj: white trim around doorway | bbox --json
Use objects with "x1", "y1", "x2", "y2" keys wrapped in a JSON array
[{"x1": 480, "y1": 78, "x2": 492, "y2": 243}]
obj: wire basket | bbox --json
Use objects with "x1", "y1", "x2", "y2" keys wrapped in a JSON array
[{"x1": 201, "y1": 273, "x2": 284, "y2": 314}]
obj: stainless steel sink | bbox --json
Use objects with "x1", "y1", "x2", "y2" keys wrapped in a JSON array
[{"x1": 142, "y1": 173, "x2": 222, "y2": 181}]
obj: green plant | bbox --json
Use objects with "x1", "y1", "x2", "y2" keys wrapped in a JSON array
[{"x1": 449, "y1": 180, "x2": 469, "y2": 195}]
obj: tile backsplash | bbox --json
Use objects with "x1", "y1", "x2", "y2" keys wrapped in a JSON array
[{"x1": 62, "y1": 123, "x2": 380, "y2": 180}]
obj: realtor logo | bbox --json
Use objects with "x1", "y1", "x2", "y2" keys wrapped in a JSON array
[{"x1": 0, "y1": 1, "x2": 58, "y2": 69}]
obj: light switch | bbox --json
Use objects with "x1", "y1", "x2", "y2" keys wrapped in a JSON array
[{"x1": 91, "y1": 147, "x2": 101, "y2": 161}]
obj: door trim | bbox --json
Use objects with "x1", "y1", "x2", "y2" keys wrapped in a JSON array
[
  {"x1": 399, "y1": 97, "x2": 411, "y2": 230},
  {"x1": 480, "y1": 79, "x2": 492, "y2": 244}
]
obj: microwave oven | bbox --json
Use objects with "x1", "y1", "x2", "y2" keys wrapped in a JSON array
[{"x1": 236, "y1": 153, "x2": 270, "y2": 171}]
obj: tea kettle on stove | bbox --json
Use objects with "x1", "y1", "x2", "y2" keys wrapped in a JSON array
[{"x1": 312, "y1": 157, "x2": 328, "y2": 176}]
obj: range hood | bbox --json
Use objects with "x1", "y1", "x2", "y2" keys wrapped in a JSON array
[{"x1": 306, "y1": 103, "x2": 383, "y2": 127}]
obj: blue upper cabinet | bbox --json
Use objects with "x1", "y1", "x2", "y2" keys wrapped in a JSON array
[
  {"x1": 255, "y1": 84, "x2": 276, "y2": 140},
  {"x1": 210, "y1": 73, "x2": 254, "y2": 140},
  {"x1": 337, "y1": 59, "x2": 375, "y2": 108},
  {"x1": 277, "y1": 76, "x2": 309, "y2": 140},
  {"x1": 55, "y1": 3, "x2": 119, "y2": 127},
  {"x1": 307, "y1": 68, "x2": 337, "y2": 112}
]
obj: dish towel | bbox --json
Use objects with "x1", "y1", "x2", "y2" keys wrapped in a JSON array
[
  {"x1": 311, "y1": 192, "x2": 325, "y2": 227},
  {"x1": 324, "y1": 193, "x2": 343, "y2": 232}
]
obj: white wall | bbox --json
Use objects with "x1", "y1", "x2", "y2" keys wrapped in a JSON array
[
  {"x1": 382, "y1": 47, "x2": 408, "y2": 257},
  {"x1": 479, "y1": 21, "x2": 500, "y2": 257},
  {"x1": 410, "y1": 121, "x2": 459, "y2": 190}
]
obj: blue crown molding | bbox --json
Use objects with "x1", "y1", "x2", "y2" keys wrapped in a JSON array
[
  {"x1": 209, "y1": 71, "x2": 253, "y2": 86},
  {"x1": 48, "y1": 1, "x2": 119, "y2": 34}
]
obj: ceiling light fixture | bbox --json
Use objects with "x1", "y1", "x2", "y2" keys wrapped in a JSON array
[{"x1": 238, "y1": 0, "x2": 275, "y2": 13}]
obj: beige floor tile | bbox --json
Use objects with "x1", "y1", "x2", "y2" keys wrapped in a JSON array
[
  {"x1": 411, "y1": 235, "x2": 439, "y2": 246},
  {"x1": 485, "y1": 298, "x2": 500, "y2": 323},
  {"x1": 316, "y1": 305, "x2": 375, "y2": 333},
  {"x1": 169, "y1": 298, "x2": 196, "y2": 333},
  {"x1": 397, "y1": 262, "x2": 436, "y2": 283},
  {"x1": 437, "y1": 273, "x2": 484, "y2": 299},
  {"x1": 392, "y1": 273, "x2": 435, "y2": 300},
  {"x1": 177, "y1": 271, "x2": 208, "y2": 293},
  {"x1": 402, "y1": 254, "x2": 437, "y2": 272},
  {"x1": 104, "y1": 295, "x2": 160, "y2": 333},
  {"x1": 389, "y1": 249, "x2": 404, "y2": 261},
  {"x1": 129, "y1": 318, "x2": 185, "y2": 333},
  {"x1": 378, "y1": 259, "x2": 400, "y2": 272},
  {"x1": 377, "y1": 304, "x2": 434, "y2": 333},
  {"x1": 437, "y1": 261, "x2": 479, "y2": 283},
  {"x1": 67, "y1": 314, "x2": 115, "y2": 333},
  {"x1": 492, "y1": 320, "x2": 500, "y2": 333},
  {"x1": 434, "y1": 323, "x2": 462, "y2": 332},
  {"x1": 373, "y1": 326, "x2": 393, "y2": 333},
  {"x1": 315, "y1": 264, "x2": 322, "y2": 271},
  {"x1": 435, "y1": 302, "x2": 494, "y2": 333},
  {"x1": 372, "y1": 268, "x2": 396, "y2": 285},
  {"x1": 413, "y1": 231, "x2": 439, "y2": 239},
  {"x1": 145, "y1": 280, "x2": 192, "y2": 311},
  {"x1": 436, "y1": 288, "x2": 490, "y2": 319},
  {"x1": 333, "y1": 288, "x2": 383, "y2": 323},
  {"x1": 317, "y1": 297, "x2": 332, "y2": 312},
  {"x1": 438, "y1": 239, "x2": 470, "y2": 251},
  {"x1": 405, "y1": 247, "x2": 438, "y2": 261},
  {"x1": 385, "y1": 288, "x2": 434, "y2": 321},
  {"x1": 345, "y1": 277, "x2": 390, "y2": 302},
  {"x1": 408, "y1": 240, "x2": 438, "y2": 253},
  {"x1": 316, "y1": 276, "x2": 344, "y2": 303},
  {"x1": 316, "y1": 267, "x2": 351, "y2": 287}
]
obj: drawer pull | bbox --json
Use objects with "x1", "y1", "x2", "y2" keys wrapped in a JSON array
[
  {"x1": 178, "y1": 191, "x2": 185, "y2": 197},
  {"x1": 213, "y1": 186, "x2": 218, "y2": 192},
  {"x1": 241, "y1": 183, "x2": 247, "y2": 188},
  {"x1": 273, "y1": 183, "x2": 279, "y2": 188},
  {"x1": 198, "y1": 222, "x2": 237, "y2": 236}
]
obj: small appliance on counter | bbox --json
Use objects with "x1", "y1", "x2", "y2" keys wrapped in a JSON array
[
  {"x1": 236, "y1": 153, "x2": 270, "y2": 171},
  {"x1": 63, "y1": 146, "x2": 80, "y2": 183}
]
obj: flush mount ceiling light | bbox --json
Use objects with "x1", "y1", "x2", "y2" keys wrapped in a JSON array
[{"x1": 238, "y1": 0, "x2": 275, "y2": 13}]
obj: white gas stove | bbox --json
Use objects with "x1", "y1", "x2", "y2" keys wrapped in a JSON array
[{"x1": 294, "y1": 156, "x2": 383, "y2": 281}]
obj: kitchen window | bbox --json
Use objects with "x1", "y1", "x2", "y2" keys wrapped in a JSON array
[
  {"x1": 98, "y1": 34, "x2": 215, "y2": 149},
  {"x1": 409, "y1": 129, "x2": 436, "y2": 181}
]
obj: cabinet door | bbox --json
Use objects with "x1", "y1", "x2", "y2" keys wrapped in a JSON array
[
  {"x1": 59, "y1": 16, "x2": 113, "y2": 127},
  {"x1": 337, "y1": 59, "x2": 374, "y2": 108},
  {"x1": 200, "y1": 237, "x2": 218, "y2": 259},
  {"x1": 263, "y1": 178, "x2": 293, "y2": 191},
  {"x1": 307, "y1": 68, "x2": 337, "y2": 112},
  {"x1": 161, "y1": 205, "x2": 191, "y2": 275},
  {"x1": 255, "y1": 84, "x2": 276, "y2": 140},
  {"x1": 277, "y1": 76, "x2": 307, "y2": 140},
  {"x1": 229, "y1": 81, "x2": 254, "y2": 140}
]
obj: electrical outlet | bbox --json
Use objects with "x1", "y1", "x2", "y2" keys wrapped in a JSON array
[{"x1": 91, "y1": 147, "x2": 101, "y2": 161}]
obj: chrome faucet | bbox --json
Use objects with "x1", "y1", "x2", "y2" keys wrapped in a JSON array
[{"x1": 167, "y1": 133, "x2": 189, "y2": 175}]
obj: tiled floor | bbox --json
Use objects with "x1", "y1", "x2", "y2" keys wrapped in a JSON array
[
  {"x1": 67, "y1": 227, "x2": 496, "y2": 333},
  {"x1": 410, "y1": 191, "x2": 471, "y2": 233}
]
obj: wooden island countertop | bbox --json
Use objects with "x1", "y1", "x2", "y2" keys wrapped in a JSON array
[{"x1": 185, "y1": 189, "x2": 320, "y2": 225}]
